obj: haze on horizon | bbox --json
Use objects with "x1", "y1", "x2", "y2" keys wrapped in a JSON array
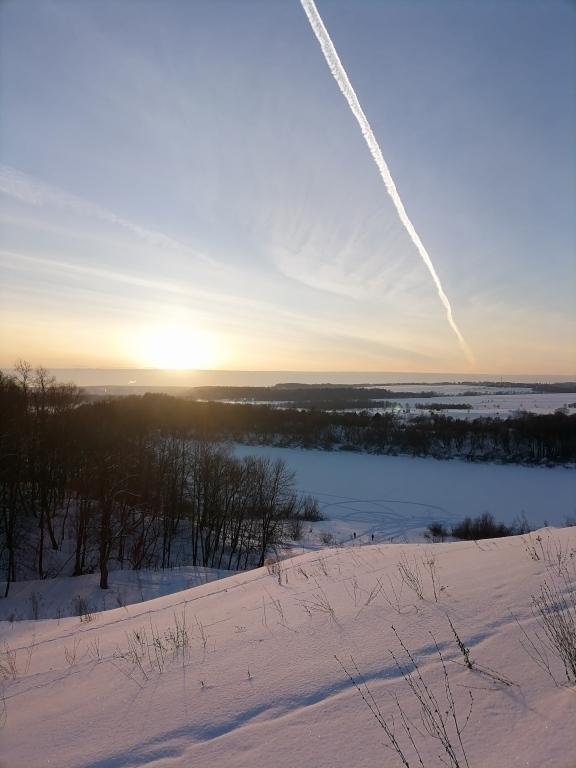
[{"x1": 1, "y1": 0, "x2": 575, "y2": 377}]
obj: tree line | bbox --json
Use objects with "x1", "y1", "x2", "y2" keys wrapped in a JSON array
[
  {"x1": 179, "y1": 399, "x2": 575, "y2": 464},
  {"x1": 0, "y1": 364, "x2": 319, "y2": 595}
]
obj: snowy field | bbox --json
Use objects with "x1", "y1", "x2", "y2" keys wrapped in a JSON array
[
  {"x1": 235, "y1": 445, "x2": 576, "y2": 541},
  {"x1": 1, "y1": 528, "x2": 575, "y2": 767},
  {"x1": 392, "y1": 390, "x2": 575, "y2": 418},
  {"x1": 363, "y1": 386, "x2": 576, "y2": 419},
  {"x1": 218, "y1": 387, "x2": 576, "y2": 419}
]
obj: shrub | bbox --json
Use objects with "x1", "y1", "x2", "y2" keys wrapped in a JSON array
[
  {"x1": 514, "y1": 570, "x2": 576, "y2": 687},
  {"x1": 299, "y1": 495, "x2": 325, "y2": 522},
  {"x1": 511, "y1": 511, "x2": 532, "y2": 535},
  {"x1": 423, "y1": 522, "x2": 449, "y2": 543},
  {"x1": 533, "y1": 579, "x2": 576, "y2": 683},
  {"x1": 451, "y1": 513, "x2": 512, "y2": 541},
  {"x1": 337, "y1": 626, "x2": 474, "y2": 768}
]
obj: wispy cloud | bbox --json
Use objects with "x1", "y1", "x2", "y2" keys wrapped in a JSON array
[
  {"x1": 270, "y1": 233, "x2": 426, "y2": 304},
  {"x1": 0, "y1": 247, "x2": 319, "y2": 329},
  {"x1": 1, "y1": 248, "x2": 187, "y2": 294},
  {"x1": 0, "y1": 165, "x2": 215, "y2": 265}
]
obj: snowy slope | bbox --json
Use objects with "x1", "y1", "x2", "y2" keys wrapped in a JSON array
[{"x1": 1, "y1": 528, "x2": 575, "y2": 768}]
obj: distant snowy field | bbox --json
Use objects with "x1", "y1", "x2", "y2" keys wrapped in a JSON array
[
  {"x1": 385, "y1": 388, "x2": 575, "y2": 418},
  {"x1": 234, "y1": 444, "x2": 576, "y2": 541},
  {"x1": 221, "y1": 387, "x2": 576, "y2": 419}
]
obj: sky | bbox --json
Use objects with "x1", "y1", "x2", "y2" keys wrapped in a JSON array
[{"x1": 0, "y1": 0, "x2": 575, "y2": 377}]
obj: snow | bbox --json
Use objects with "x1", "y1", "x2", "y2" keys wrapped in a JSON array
[
  {"x1": 234, "y1": 445, "x2": 576, "y2": 538},
  {"x1": 208, "y1": 388, "x2": 576, "y2": 419},
  {"x1": 1, "y1": 447, "x2": 575, "y2": 767},
  {"x1": 397, "y1": 390, "x2": 574, "y2": 418},
  {"x1": 1, "y1": 528, "x2": 575, "y2": 767},
  {"x1": 0, "y1": 566, "x2": 228, "y2": 623}
]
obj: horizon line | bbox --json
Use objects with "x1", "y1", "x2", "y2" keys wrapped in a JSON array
[{"x1": 3, "y1": 366, "x2": 575, "y2": 376}]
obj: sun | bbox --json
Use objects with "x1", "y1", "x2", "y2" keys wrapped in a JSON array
[{"x1": 135, "y1": 325, "x2": 218, "y2": 370}]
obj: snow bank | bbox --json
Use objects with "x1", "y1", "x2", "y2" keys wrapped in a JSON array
[{"x1": 1, "y1": 528, "x2": 575, "y2": 767}]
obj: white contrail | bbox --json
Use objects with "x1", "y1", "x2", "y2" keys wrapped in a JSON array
[{"x1": 300, "y1": 0, "x2": 475, "y2": 367}]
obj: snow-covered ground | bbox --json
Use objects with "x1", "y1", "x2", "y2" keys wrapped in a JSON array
[
  {"x1": 361, "y1": 386, "x2": 575, "y2": 419},
  {"x1": 395, "y1": 390, "x2": 575, "y2": 418},
  {"x1": 1, "y1": 445, "x2": 575, "y2": 767},
  {"x1": 0, "y1": 566, "x2": 228, "y2": 624},
  {"x1": 217, "y1": 388, "x2": 576, "y2": 419},
  {"x1": 235, "y1": 445, "x2": 576, "y2": 540},
  {"x1": 1, "y1": 527, "x2": 575, "y2": 767}
]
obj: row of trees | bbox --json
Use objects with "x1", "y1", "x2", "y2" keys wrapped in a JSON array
[
  {"x1": 0, "y1": 365, "x2": 318, "y2": 595},
  {"x1": 181, "y1": 400, "x2": 575, "y2": 463}
]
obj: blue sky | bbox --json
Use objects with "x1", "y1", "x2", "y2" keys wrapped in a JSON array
[{"x1": 1, "y1": 0, "x2": 574, "y2": 374}]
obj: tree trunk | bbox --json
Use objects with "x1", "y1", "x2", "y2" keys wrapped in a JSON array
[{"x1": 99, "y1": 499, "x2": 111, "y2": 589}]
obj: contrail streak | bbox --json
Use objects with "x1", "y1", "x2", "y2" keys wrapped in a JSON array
[{"x1": 300, "y1": 0, "x2": 475, "y2": 367}]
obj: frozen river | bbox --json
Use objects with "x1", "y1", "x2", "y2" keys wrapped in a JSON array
[{"x1": 234, "y1": 444, "x2": 575, "y2": 542}]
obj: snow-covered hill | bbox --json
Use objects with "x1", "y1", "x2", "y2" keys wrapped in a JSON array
[{"x1": 1, "y1": 528, "x2": 575, "y2": 768}]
